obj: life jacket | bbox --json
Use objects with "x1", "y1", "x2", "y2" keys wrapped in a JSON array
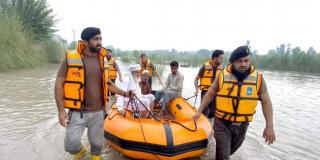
[
  {"x1": 199, "y1": 61, "x2": 223, "y2": 91},
  {"x1": 106, "y1": 57, "x2": 117, "y2": 80},
  {"x1": 215, "y1": 65, "x2": 262, "y2": 122},
  {"x1": 64, "y1": 41, "x2": 109, "y2": 111},
  {"x1": 140, "y1": 59, "x2": 153, "y2": 76}
]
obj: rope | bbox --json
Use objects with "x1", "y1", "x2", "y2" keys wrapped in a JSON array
[
  {"x1": 193, "y1": 94, "x2": 198, "y2": 109},
  {"x1": 133, "y1": 95, "x2": 161, "y2": 122},
  {"x1": 170, "y1": 119, "x2": 198, "y2": 132},
  {"x1": 184, "y1": 95, "x2": 197, "y2": 100}
]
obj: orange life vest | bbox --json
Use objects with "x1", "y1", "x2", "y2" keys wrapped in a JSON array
[
  {"x1": 199, "y1": 62, "x2": 223, "y2": 91},
  {"x1": 140, "y1": 59, "x2": 153, "y2": 76},
  {"x1": 215, "y1": 65, "x2": 262, "y2": 122},
  {"x1": 64, "y1": 41, "x2": 109, "y2": 110},
  {"x1": 106, "y1": 57, "x2": 118, "y2": 80}
]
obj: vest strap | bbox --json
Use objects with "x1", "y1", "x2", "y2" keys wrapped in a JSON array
[{"x1": 216, "y1": 94, "x2": 260, "y2": 100}]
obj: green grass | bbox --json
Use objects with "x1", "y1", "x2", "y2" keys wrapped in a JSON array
[{"x1": 0, "y1": 12, "x2": 64, "y2": 72}]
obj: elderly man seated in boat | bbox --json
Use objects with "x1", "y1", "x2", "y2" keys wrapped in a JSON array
[
  {"x1": 116, "y1": 64, "x2": 155, "y2": 117},
  {"x1": 154, "y1": 61, "x2": 184, "y2": 114}
]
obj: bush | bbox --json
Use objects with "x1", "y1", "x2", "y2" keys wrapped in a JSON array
[
  {"x1": 0, "y1": 12, "x2": 64, "y2": 71},
  {"x1": 44, "y1": 39, "x2": 65, "y2": 63},
  {"x1": 0, "y1": 13, "x2": 44, "y2": 71}
]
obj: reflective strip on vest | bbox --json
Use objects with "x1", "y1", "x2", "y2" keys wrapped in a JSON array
[
  {"x1": 68, "y1": 58, "x2": 83, "y2": 65},
  {"x1": 199, "y1": 63, "x2": 223, "y2": 91}
]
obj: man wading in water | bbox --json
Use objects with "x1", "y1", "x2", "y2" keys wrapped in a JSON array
[
  {"x1": 55, "y1": 27, "x2": 132, "y2": 160},
  {"x1": 194, "y1": 46, "x2": 276, "y2": 160}
]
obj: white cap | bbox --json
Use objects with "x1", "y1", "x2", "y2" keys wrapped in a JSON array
[{"x1": 128, "y1": 64, "x2": 141, "y2": 71}]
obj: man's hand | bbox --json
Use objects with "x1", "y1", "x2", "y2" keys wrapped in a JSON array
[
  {"x1": 159, "y1": 80, "x2": 164, "y2": 86},
  {"x1": 263, "y1": 127, "x2": 276, "y2": 144},
  {"x1": 193, "y1": 111, "x2": 201, "y2": 122},
  {"x1": 126, "y1": 90, "x2": 135, "y2": 99},
  {"x1": 195, "y1": 88, "x2": 199, "y2": 96},
  {"x1": 58, "y1": 110, "x2": 69, "y2": 127}
]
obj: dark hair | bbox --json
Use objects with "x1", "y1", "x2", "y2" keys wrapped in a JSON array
[
  {"x1": 212, "y1": 50, "x2": 224, "y2": 59},
  {"x1": 170, "y1": 61, "x2": 179, "y2": 67},
  {"x1": 140, "y1": 53, "x2": 146, "y2": 57},
  {"x1": 106, "y1": 49, "x2": 112, "y2": 53}
]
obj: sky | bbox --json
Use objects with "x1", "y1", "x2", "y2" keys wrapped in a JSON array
[{"x1": 48, "y1": 0, "x2": 320, "y2": 53}]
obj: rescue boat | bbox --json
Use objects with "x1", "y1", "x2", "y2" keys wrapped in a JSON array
[{"x1": 104, "y1": 97, "x2": 212, "y2": 160}]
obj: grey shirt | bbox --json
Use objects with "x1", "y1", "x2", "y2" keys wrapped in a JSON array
[{"x1": 163, "y1": 71, "x2": 184, "y2": 96}]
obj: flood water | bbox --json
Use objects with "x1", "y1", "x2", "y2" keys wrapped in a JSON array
[{"x1": 0, "y1": 61, "x2": 320, "y2": 160}]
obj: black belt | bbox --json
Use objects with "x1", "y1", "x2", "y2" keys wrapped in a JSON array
[{"x1": 216, "y1": 117, "x2": 249, "y2": 126}]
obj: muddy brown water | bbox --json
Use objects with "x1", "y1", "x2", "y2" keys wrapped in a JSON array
[{"x1": 0, "y1": 62, "x2": 319, "y2": 159}]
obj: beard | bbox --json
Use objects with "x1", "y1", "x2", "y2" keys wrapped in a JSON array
[
  {"x1": 232, "y1": 65, "x2": 251, "y2": 82},
  {"x1": 88, "y1": 44, "x2": 101, "y2": 53}
]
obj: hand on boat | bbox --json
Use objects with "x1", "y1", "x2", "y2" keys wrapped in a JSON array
[
  {"x1": 58, "y1": 110, "x2": 69, "y2": 127},
  {"x1": 193, "y1": 111, "x2": 201, "y2": 122},
  {"x1": 263, "y1": 127, "x2": 276, "y2": 145},
  {"x1": 194, "y1": 89, "x2": 199, "y2": 96},
  {"x1": 128, "y1": 90, "x2": 135, "y2": 98}
]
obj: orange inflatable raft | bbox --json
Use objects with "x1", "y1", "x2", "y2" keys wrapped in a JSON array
[{"x1": 104, "y1": 97, "x2": 212, "y2": 160}]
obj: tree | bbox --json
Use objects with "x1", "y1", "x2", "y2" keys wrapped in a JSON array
[
  {"x1": 277, "y1": 44, "x2": 286, "y2": 55},
  {"x1": 105, "y1": 45, "x2": 115, "y2": 53},
  {"x1": 306, "y1": 47, "x2": 317, "y2": 55},
  {"x1": 68, "y1": 41, "x2": 77, "y2": 50},
  {"x1": 246, "y1": 40, "x2": 251, "y2": 49},
  {"x1": 285, "y1": 44, "x2": 291, "y2": 55},
  {"x1": 0, "y1": 0, "x2": 57, "y2": 40},
  {"x1": 196, "y1": 49, "x2": 211, "y2": 57}
]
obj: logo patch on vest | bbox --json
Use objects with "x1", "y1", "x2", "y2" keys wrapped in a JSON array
[
  {"x1": 247, "y1": 87, "x2": 253, "y2": 95},
  {"x1": 71, "y1": 71, "x2": 81, "y2": 77}
]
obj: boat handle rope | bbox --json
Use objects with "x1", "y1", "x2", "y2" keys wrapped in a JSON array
[
  {"x1": 169, "y1": 119, "x2": 198, "y2": 132},
  {"x1": 184, "y1": 94, "x2": 198, "y2": 109},
  {"x1": 184, "y1": 95, "x2": 197, "y2": 100}
]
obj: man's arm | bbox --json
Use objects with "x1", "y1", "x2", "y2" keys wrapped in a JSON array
[
  {"x1": 194, "y1": 67, "x2": 204, "y2": 95},
  {"x1": 55, "y1": 77, "x2": 65, "y2": 114},
  {"x1": 114, "y1": 61, "x2": 122, "y2": 82},
  {"x1": 260, "y1": 77, "x2": 276, "y2": 144},
  {"x1": 151, "y1": 63, "x2": 163, "y2": 86},
  {"x1": 194, "y1": 76, "x2": 200, "y2": 95},
  {"x1": 193, "y1": 78, "x2": 219, "y2": 121},
  {"x1": 108, "y1": 80, "x2": 129, "y2": 97},
  {"x1": 54, "y1": 59, "x2": 68, "y2": 127}
]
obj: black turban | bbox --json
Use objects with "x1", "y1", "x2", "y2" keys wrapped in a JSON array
[
  {"x1": 229, "y1": 46, "x2": 251, "y2": 62},
  {"x1": 81, "y1": 27, "x2": 101, "y2": 41}
]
